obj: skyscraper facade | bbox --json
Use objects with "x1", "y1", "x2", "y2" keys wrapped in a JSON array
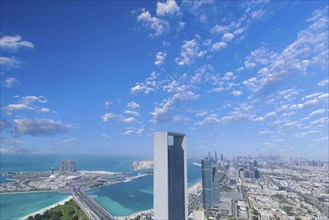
[
  {"x1": 202, "y1": 156, "x2": 220, "y2": 209},
  {"x1": 154, "y1": 132, "x2": 187, "y2": 220},
  {"x1": 202, "y1": 158, "x2": 213, "y2": 209}
]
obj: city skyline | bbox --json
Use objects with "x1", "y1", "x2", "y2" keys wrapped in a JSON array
[{"x1": 1, "y1": 1, "x2": 328, "y2": 159}]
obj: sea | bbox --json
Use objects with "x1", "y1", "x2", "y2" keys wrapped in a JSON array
[{"x1": 0, "y1": 154, "x2": 201, "y2": 219}]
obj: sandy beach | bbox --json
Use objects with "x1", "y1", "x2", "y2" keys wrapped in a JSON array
[
  {"x1": 0, "y1": 189, "x2": 56, "y2": 195},
  {"x1": 79, "y1": 170, "x2": 119, "y2": 175},
  {"x1": 19, "y1": 195, "x2": 73, "y2": 220}
]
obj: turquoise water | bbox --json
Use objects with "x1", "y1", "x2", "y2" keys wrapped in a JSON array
[
  {"x1": 87, "y1": 175, "x2": 154, "y2": 216},
  {"x1": 0, "y1": 155, "x2": 201, "y2": 217},
  {"x1": 0, "y1": 176, "x2": 15, "y2": 184},
  {"x1": 86, "y1": 161, "x2": 201, "y2": 216},
  {"x1": 0, "y1": 192, "x2": 69, "y2": 220}
]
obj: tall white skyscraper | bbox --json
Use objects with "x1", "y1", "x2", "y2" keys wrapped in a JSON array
[{"x1": 154, "y1": 132, "x2": 187, "y2": 220}]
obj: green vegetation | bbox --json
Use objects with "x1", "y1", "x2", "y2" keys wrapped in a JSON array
[
  {"x1": 282, "y1": 206, "x2": 294, "y2": 216},
  {"x1": 27, "y1": 199, "x2": 88, "y2": 220},
  {"x1": 272, "y1": 194, "x2": 292, "y2": 205}
]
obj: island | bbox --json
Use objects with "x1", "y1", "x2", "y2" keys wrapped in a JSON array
[{"x1": 132, "y1": 160, "x2": 154, "y2": 170}]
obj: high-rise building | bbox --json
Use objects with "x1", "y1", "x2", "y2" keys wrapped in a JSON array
[
  {"x1": 202, "y1": 158, "x2": 213, "y2": 209},
  {"x1": 202, "y1": 157, "x2": 220, "y2": 209},
  {"x1": 212, "y1": 165, "x2": 220, "y2": 207},
  {"x1": 249, "y1": 161, "x2": 255, "y2": 172},
  {"x1": 154, "y1": 132, "x2": 187, "y2": 220},
  {"x1": 59, "y1": 160, "x2": 66, "y2": 173},
  {"x1": 68, "y1": 160, "x2": 76, "y2": 173},
  {"x1": 220, "y1": 153, "x2": 224, "y2": 161}
]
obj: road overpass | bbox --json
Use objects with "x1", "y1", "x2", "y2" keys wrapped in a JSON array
[{"x1": 72, "y1": 188, "x2": 113, "y2": 220}]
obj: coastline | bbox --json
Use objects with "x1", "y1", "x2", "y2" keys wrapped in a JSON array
[
  {"x1": 0, "y1": 189, "x2": 57, "y2": 195},
  {"x1": 123, "y1": 180, "x2": 202, "y2": 219},
  {"x1": 18, "y1": 195, "x2": 72, "y2": 220}
]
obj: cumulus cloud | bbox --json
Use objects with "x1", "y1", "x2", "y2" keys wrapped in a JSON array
[
  {"x1": 3, "y1": 77, "x2": 19, "y2": 88},
  {"x1": 137, "y1": 9, "x2": 169, "y2": 37},
  {"x1": 175, "y1": 35, "x2": 206, "y2": 65},
  {"x1": 0, "y1": 35, "x2": 34, "y2": 50},
  {"x1": 21, "y1": 96, "x2": 48, "y2": 105},
  {"x1": 154, "y1": 52, "x2": 167, "y2": 65},
  {"x1": 101, "y1": 112, "x2": 119, "y2": 122},
  {"x1": 151, "y1": 90, "x2": 199, "y2": 123},
  {"x1": 122, "y1": 126, "x2": 144, "y2": 135},
  {"x1": 232, "y1": 90, "x2": 242, "y2": 96},
  {"x1": 130, "y1": 72, "x2": 160, "y2": 94},
  {"x1": 127, "y1": 101, "x2": 140, "y2": 109},
  {"x1": 222, "y1": 33, "x2": 235, "y2": 42},
  {"x1": 3, "y1": 95, "x2": 49, "y2": 115},
  {"x1": 3, "y1": 103, "x2": 34, "y2": 115},
  {"x1": 317, "y1": 78, "x2": 329, "y2": 87},
  {"x1": 211, "y1": 41, "x2": 227, "y2": 51},
  {"x1": 121, "y1": 117, "x2": 136, "y2": 124},
  {"x1": 124, "y1": 110, "x2": 140, "y2": 116},
  {"x1": 197, "y1": 114, "x2": 220, "y2": 126},
  {"x1": 243, "y1": 6, "x2": 328, "y2": 93},
  {"x1": 14, "y1": 119, "x2": 71, "y2": 136},
  {"x1": 0, "y1": 56, "x2": 20, "y2": 68},
  {"x1": 156, "y1": 0, "x2": 180, "y2": 17}
]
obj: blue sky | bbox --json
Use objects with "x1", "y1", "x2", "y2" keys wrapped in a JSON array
[{"x1": 1, "y1": 1, "x2": 328, "y2": 159}]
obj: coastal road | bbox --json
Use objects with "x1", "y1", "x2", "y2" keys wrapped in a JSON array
[{"x1": 72, "y1": 189, "x2": 113, "y2": 220}]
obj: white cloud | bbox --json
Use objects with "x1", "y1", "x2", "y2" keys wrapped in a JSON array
[
  {"x1": 122, "y1": 126, "x2": 144, "y2": 135},
  {"x1": 310, "y1": 117, "x2": 328, "y2": 126},
  {"x1": 232, "y1": 90, "x2": 242, "y2": 96},
  {"x1": 130, "y1": 72, "x2": 160, "y2": 94},
  {"x1": 14, "y1": 119, "x2": 71, "y2": 136},
  {"x1": 156, "y1": 0, "x2": 180, "y2": 17},
  {"x1": 308, "y1": 109, "x2": 325, "y2": 117},
  {"x1": 127, "y1": 101, "x2": 140, "y2": 109},
  {"x1": 151, "y1": 90, "x2": 199, "y2": 123},
  {"x1": 176, "y1": 35, "x2": 206, "y2": 65},
  {"x1": 211, "y1": 41, "x2": 227, "y2": 51},
  {"x1": 101, "y1": 112, "x2": 119, "y2": 122},
  {"x1": 222, "y1": 33, "x2": 235, "y2": 42},
  {"x1": 3, "y1": 103, "x2": 33, "y2": 115},
  {"x1": 124, "y1": 110, "x2": 140, "y2": 116},
  {"x1": 39, "y1": 108, "x2": 50, "y2": 113},
  {"x1": 137, "y1": 10, "x2": 169, "y2": 37},
  {"x1": 0, "y1": 56, "x2": 20, "y2": 68},
  {"x1": 121, "y1": 117, "x2": 136, "y2": 123},
  {"x1": 197, "y1": 114, "x2": 220, "y2": 126},
  {"x1": 154, "y1": 52, "x2": 167, "y2": 66},
  {"x1": 51, "y1": 138, "x2": 76, "y2": 145},
  {"x1": 0, "y1": 35, "x2": 34, "y2": 50},
  {"x1": 317, "y1": 78, "x2": 329, "y2": 87},
  {"x1": 104, "y1": 101, "x2": 112, "y2": 109},
  {"x1": 3, "y1": 77, "x2": 19, "y2": 88},
  {"x1": 243, "y1": 7, "x2": 329, "y2": 93},
  {"x1": 21, "y1": 96, "x2": 48, "y2": 105}
]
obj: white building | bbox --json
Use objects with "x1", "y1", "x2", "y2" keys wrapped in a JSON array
[{"x1": 154, "y1": 132, "x2": 187, "y2": 220}]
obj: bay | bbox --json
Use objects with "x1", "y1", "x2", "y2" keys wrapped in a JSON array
[{"x1": 0, "y1": 192, "x2": 69, "y2": 220}]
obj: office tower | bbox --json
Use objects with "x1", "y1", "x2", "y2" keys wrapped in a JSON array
[
  {"x1": 249, "y1": 161, "x2": 255, "y2": 172},
  {"x1": 202, "y1": 158, "x2": 213, "y2": 209},
  {"x1": 50, "y1": 167, "x2": 55, "y2": 174},
  {"x1": 202, "y1": 157, "x2": 220, "y2": 209},
  {"x1": 212, "y1": 165, "x2": 220, "y2": 207},
  {"x1": 59, "y1": 160, "x2": 66, "y2": 173},
  {"x1": 220, "y1": 153, "x2": 224, "y2": 161},
  {"x1": 154, "y1": 132, "x2": 187, "y2": 220},
  {"x1": 255, "y1": 170, "x2": 260, "y2": 179},
  {"x1": 214, "y1": 151, "x2": 218, "y2": 163}
]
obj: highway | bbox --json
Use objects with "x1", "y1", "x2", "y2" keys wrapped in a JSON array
[{"x1": 72, "y1": 188, "x2": 113, "y2": 220}]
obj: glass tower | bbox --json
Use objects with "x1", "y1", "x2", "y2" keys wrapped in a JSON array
[{"x1": 154, "y1": 132, "x2": 187, "y2": 220}]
